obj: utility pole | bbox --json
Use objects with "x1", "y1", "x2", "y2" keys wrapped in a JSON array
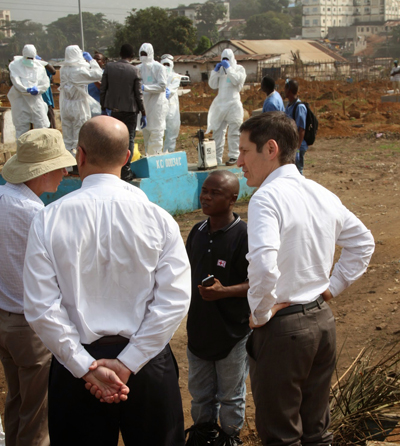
[{"x1": 78, "y1": 0, "x2": 85, "y2": 51}]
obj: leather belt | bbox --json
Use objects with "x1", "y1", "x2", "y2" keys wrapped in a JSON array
[
  {"x1": 90, "y1": 335, "x2": 129, "y2": 346},
  {"x1": 275, "y1": 295, "x2": 324, "y2": 317}
]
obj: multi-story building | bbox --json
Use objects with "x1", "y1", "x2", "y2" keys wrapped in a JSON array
[
  {"x1": 0, "y1": 10, "x2": 12, "y2": 38},
  {"x1": 302, "y1": 0, "x2": 400, "y2": 39}
]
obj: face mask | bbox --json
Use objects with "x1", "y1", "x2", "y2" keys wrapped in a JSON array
[
  {"x1": 164, "y1": 65, "x2": 171, "y2": 74},
  {"x1": 22, "y1": 58, "x2": 34, "y2": 68},
  {"x1": 140, "y1": 55, "x2": 150, "y2": 64}
]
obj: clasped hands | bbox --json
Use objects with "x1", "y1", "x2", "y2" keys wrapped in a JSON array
[{"x1": 83, "y1": 358, "x2": 131, "y2": 404}]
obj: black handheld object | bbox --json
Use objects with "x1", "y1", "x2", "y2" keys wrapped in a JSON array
[{"x1": 202, "y1": 275, "x2": 215, "y2": 287}]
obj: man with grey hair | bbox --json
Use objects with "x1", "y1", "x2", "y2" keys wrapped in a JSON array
[
  {"x1": 0, "y1": 128, "x2": 76, "y2": 446},
  {"x1": 23, "y1": 116, "x2": 191, "y2": 446}
]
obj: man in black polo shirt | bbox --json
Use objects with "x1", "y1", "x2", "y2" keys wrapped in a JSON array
[{"x1": 185, "y1": 170, "x2": 250, "y2": 446}]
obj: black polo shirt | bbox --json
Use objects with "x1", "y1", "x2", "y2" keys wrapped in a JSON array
[{"x1": 186, "y1": 213, "x2": 250, "y2": 361}]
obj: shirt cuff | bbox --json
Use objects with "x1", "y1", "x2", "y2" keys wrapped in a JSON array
[
  {"x1": 253, "y1": 309, "x2": 272, "y2": 326},
  {"x1": 329, "y1": 274, "x2": 347, "y2": 298},
  {"x1": 117, "y1": 343, "x2": 163, "y2": 375},
  {"x1": 64, "y1": 346, "x2": 96, "y2": 379}
]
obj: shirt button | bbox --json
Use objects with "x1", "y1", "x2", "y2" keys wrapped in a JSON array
[
  {"x1": 208, "y1": 249, "x2": 211, "y2": 252},
  {"x1": 210, "y1": 240, "x2": 213, "y2": 243}
]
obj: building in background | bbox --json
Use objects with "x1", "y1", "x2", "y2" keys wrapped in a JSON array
[
  {"x1": 302, "y1": 0, "x2": 400, "y2": 39},
  {"x1": 0, "y1": 10, "x2": 12, "y2": 38}
]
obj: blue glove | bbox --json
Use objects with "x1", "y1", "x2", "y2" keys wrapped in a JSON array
[
  {"x1": 35, "y1": 55, "x2": 42, "y2": 60},
  {"x1": 29, "y1": 86, "x2": 39, "y2": 96},
  {"x1": 141, "y1": 84, "x2": 145, "y2": 91},
  {"x1": 214, "y1": 63, "x2": 222, "y2": 72},
  {"x1": 83, "y1": 51, "x2": 93, "y2": 62},
  {"x1": 26, "y1": 87, "x2": 32, "y2": 94},
  {"x1": 166, "y1": 87, "x2": 171, "y2": 99},
  {"x1": 221, "y1": 60, "x2": 230, "y2": 69},
  {"x1": 140, "y1": 116, "x2": 147, "y2": 129}
]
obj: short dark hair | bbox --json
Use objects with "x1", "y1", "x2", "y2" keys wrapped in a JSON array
[
  {"x1": 120, "y1": 44, "x2": 134, "y2": 59},
  {"x1": 285, "y1": 79, "x2": 298, "y2": 95},
  {"x1": 261, "y1": 76, "x2": 275, "y2": 93},
  {"x1": 239, "y1": 112, "x2": 298, "y2": 165}
]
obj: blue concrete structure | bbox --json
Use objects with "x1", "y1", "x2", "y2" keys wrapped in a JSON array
[{"x1": 0, "y1": 151, "x2": 255, "y2": 214}]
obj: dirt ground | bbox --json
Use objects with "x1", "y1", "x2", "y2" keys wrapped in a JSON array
[
  {"x1": 0, "y1": 80, "x2": 400, "y2": 443},
  {"x1": 172, "y1": 134, "x2": 400, "y2": 444}
]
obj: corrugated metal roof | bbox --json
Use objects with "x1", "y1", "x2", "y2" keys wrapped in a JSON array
[
  {"x1": 173, "y1": 53, "x2": 279, "y2": 64},
  {"x1": 226, "y1": 40, "x2": 348, "y2": 63}
]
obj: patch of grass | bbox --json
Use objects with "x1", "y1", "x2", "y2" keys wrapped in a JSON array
[{"x1": 379, "y1": 143, "x2": 400, "y2": 153}]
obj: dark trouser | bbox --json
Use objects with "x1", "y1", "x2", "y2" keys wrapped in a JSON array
[
  {"x1": 111, "y1": 111, "x2": 137, "y2": 171},
  {"x1": 247, "y1": 300, "x2": 336, "y2": 446},
  {"x1": 47, "y1": 106, "x2": 56, "y2": 129},
  {"x1": 48, "y1": 343, "x2": 185, "y2": 446}
]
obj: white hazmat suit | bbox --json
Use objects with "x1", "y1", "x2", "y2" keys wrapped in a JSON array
[
  {"x1": 8, "y1": 44, "x2": 50, "y2": 138},
  {"x1": 59, "y1": 45, "x2": 102, "y2": 155},
  {"x1": 161, "y1": 55, "x2": 181, "y2": 153},
  {"x1": 206, "y1": 49, "x2": 246, "y2": 165},
  {"x1": 138, "y1": 43, "x2": 168, "y2": 155}
]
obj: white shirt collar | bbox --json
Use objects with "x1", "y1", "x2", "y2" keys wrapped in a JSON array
[
  {"x1": 81, "y1": 173, "x2": 124, "y2": 189},
  {"x1": 4, "y1": 182, "x2": 43, "y2": 205},
  {"x1": 260, "y1": 164, "x2": 301, "y2": 189}
]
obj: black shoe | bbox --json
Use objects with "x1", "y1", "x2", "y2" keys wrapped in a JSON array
[
  {"x1": 121, "y1": 167, "x2": 136, "y2": 182},
  {"x1": 214, "y1": 429, "x2": 242, "y2": 446},
  {"x1": 185, "y1": 423, "x2": 220, "y2": 446},
  {"x1": 225, "y1": 158, "x2": 237, "y2": 166}
]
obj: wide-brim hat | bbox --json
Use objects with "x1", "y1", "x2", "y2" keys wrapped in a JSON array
[{"x1": 2, "y1": 128, "x2": 77, "y2": 184}]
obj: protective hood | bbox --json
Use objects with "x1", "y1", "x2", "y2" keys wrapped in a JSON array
[
  {"x1": 60, "y1": 45, "x2": 87, "y2": 67},
  {"x1": 161, "y1": 54, "x2": 174, "y2": 73},
  {"x1": 22, "y1": 44, "x2": 37, "y2": 59},
  {"x1": 221, "y1": 49, "x2": 237, "y2": 69},
  {"x1": 139, "y1": 43, "x2": 154, "y2": 65}
]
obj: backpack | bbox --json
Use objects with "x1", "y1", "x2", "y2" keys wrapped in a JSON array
[{"x1": 292, "y1": 101, "x2": 318, "y2": 146}]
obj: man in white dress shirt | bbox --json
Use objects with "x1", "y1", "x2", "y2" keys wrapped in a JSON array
[
  {"x1": 237, "y1": 112, "x2": 375, "y2": 446},
  {"x1": 0, "y1": 128, "x2": 76, "y2": 446},
  {"x1": 23, "y1": 116, "x2": 191, "y2": 446}
]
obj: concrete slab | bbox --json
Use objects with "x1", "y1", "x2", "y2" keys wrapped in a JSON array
[
  {"x1": 1, "y1": 152, "x2": 255, "y2": 215},
  {"x1": 0, "y1": 108, "x2": 16, "y2": 144},
  {"x1": 381, "y1": 94, "x2": 400, "y2": 103}
]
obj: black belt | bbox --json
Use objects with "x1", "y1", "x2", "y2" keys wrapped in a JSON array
[
  {"x1": 275, "y1": 295, "x2": 324, "y2": 317},
  {"x1": 90, "y1": 335, "x2": 129, "y2": 346}
]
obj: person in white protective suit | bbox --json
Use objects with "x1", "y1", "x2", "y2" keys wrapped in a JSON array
[
  {"x1": 7, "y1": 44, "x2": 50, "y2": 138},
  {"x1": 206, "y1": 49, "x2": 246, "y2": 166},
  {"x1": 59, "y1": 45, "x2": 103, "y2": 155},
  {"x1": 138, "y1": 43, "x2": 168, "y2": 155},
  {"x1": 161, "y1": 54, "x2": 181, "y2": 153}
]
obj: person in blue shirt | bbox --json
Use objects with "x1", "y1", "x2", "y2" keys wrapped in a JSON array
[
  {"x1": 261, "y1": 76, "x2": 284, "y2": 113},
  {"x1": 284, "y1": 79, "x2": 308, "y2": 175}
]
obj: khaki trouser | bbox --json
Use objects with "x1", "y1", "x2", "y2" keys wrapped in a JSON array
[{"x1": 0, "y1": 308, "x2": 51, "y2": 446}]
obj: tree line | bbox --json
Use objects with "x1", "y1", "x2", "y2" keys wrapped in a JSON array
[{"x1": 0, "y1": 0, "x2": 303, "y2": 65}]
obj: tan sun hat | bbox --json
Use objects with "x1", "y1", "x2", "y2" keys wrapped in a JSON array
[{"x1": 2, "y1": 128, "x2": 77, "y2": 184}]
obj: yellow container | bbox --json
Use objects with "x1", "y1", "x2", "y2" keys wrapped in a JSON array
[{"x1": 132, "y1": 143, "x2": 140, "y2": 162}]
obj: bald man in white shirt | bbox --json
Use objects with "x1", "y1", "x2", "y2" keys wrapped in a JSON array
[
  {"x1": 237, "y1": 112, "x2": 375, "y2": 446},
  {"x1": 23, "y1": 116, "x2": 191, "y2": 446}
]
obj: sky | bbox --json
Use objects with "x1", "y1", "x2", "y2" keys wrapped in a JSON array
[{"x1": 1, "y1": 0, "x2": 203, "y2": 25}]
